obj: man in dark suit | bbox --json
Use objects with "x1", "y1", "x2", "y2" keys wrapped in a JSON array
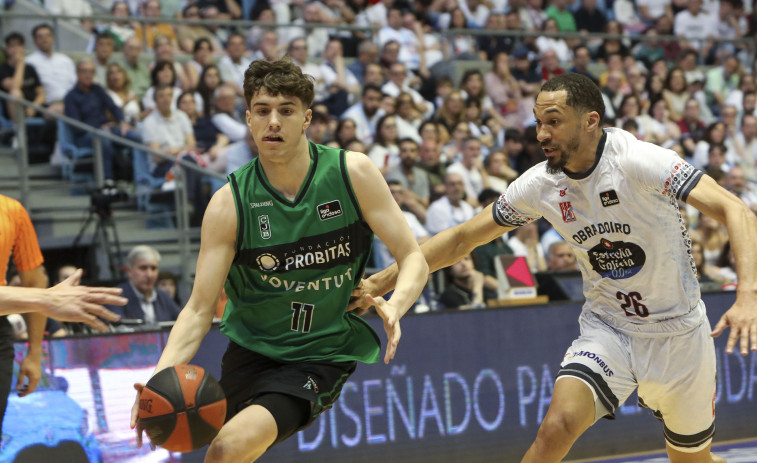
[{"x1": 107, "y1": 245, "x2": 181, "y2": 325}]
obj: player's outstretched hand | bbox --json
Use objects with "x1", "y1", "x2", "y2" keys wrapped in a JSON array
[
  {"x1": 348, "y1": 279, "x2": 378, "y2": 316},
  {"x1": 131, "y1": 383, "x2": 156, "y2": 450},
  {"x1": 368, "y1": 294, "x2": 401, "y2": 364},
  {"x1": 711, "y1": 302, "x2": 757, "y2": 356},
  {"x1": 45, "y1": 269, "x2": 124, "y2": 331}
]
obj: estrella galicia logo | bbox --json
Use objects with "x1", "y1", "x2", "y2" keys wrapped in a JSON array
[
  {"x1": 588, "y1": 238, "x2": 646, "y2": 279},
  {"x1": 258, "y1": 215, "x2": 271, "y2": 239},
  {"x1": 317, "y1": 200, "x2": 343, "y2": 220},
  {"x1": 559, "y1": 201, "x2": 576, "y2": 223},
  {"x1": 600, "y1": 190, "x2": 620, "y2": 207}
]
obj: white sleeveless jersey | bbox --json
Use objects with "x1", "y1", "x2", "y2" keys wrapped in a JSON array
[{"x1": 493, "y1": 128, "x2": 703, "y2": 328}]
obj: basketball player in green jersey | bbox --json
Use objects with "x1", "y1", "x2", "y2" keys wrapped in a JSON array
[{"x1": 130, "y1": 58, "x2": 429, "y2": 462}]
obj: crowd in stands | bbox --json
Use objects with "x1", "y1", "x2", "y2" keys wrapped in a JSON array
[{"x1": 2, "y1": 0, "x2": 757, "y2": 315}]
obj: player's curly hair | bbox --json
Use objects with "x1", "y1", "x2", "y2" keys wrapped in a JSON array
[
  {"x1": 537, "y1": 73, "x2": 605, "y2": 124},
  {"x1": 243, "y1": 58, "x2": 315, "y2": 109}
]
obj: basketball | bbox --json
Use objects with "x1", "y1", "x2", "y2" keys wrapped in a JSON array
[{"x1": 138, "y1": 364, "x2": 227, "y2": 452}]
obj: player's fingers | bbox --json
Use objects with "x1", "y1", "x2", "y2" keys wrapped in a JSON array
[
  {"x1": 725, "y1": 326, "x2": 739, "y2": 354},
  {"x1": 710, "y1": 315, "x2": 729, "y2": 338},
  {"x1": 740, "y1": 326, "x2": 750, "y2": 356},
  {"x1": 86, "y1": 292, "x2": 128, "y2": 307},
  {"x1": 750, "y1": 324, "x2": 757, "y2": 352},
  {"x1": 83, "y1": 303, "x2": 122, "y2": 322},
  {"x1": 61, "y1": 268, "x2": 84, "y2": 286}
]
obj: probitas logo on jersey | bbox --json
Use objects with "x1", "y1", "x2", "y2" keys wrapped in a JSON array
[
  {"x1": 559, "y1": 201, "x2": 576, "y2": 223},
  {"x1": 588, "y1": 238, "x2": 646, "y2": 279},
  {"x1": 317, "y1": 200, "x2": 343, "y2": 220},
  {"x1": 599, "y1": 190, "x2": 620, "y2": 207}
]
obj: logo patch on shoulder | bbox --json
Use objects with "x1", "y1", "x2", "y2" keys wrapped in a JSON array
[
  {"x1": 317, "y1": 200, "x2": 343, "y2": 220},
  {"x1": 600, "y1": 190, "x2": 620, "y2": 207}
]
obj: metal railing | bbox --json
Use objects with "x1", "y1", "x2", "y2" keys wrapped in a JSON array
[{"x1": 0, "y1": 89, "x2": 226, "y2": 295}]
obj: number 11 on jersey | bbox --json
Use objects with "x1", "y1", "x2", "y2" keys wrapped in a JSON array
[{"x1": 291, "y1": 302, "x2": 315, "y2": 332}]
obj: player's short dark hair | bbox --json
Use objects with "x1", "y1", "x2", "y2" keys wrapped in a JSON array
[
  {"x1": 537, "y1": 73, "x2": 605, "y2": 124},
  {"x1": 243, "y1": 58, "x2": 315, "y2": 109},
  {"x1": 4, "y1": 32, "x2": 24, "y2": 47}
]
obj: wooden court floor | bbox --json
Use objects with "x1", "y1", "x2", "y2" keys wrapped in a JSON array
[{"x1": 567, "y1": 438, "x2": 757, "y2": 463}]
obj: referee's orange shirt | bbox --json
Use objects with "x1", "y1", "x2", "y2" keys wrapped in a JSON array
[{"x1": 0, "y1": 195, "x2": 44, "y2": 286}]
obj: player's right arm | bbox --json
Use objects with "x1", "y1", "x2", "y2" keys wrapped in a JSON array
[
  {"x1": 131, "y1": 184, "x2": 237, "y2": 443},
  {"x1": 350, "y1": 203, "x2": 515, "y2": 311}
]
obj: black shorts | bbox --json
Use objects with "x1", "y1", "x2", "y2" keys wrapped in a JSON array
[{"x1": 219, "y1": 341, "x2": 357, "y2": 443}]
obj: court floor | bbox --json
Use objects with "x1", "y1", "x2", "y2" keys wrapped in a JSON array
[{"x1": 568, "y1": 438, "x2": 757, "y2": 463}]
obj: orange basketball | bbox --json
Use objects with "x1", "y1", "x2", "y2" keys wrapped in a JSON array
[{"x1": 138, "y1": 364, "x2": 227, "y2": 453}]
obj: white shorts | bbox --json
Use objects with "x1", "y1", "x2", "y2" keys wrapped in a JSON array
[{"x1": 558, "y1": 302, "x2": 716, "y2": 453}]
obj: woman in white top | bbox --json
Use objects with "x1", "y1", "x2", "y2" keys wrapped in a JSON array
[
  {"x1": 366, "y1": 115, "x2": 400, "y2": 175},
  {"x1": 105, "y1": 62, "x2": 140, "y2": 127},
  {"x1": 184, "y1": 38, "x2": 215, "y2": 91}
]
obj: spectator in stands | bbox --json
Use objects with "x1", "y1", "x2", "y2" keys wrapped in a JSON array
[
  {"x1": 444, "y1": 8, "x2": 478, "y2": 59},
  {"x1": 612, "y1": 0, "x2": 646, "y2": 34},
  {"x1": 211, "y1": 84, "x2": 247, "y2": 143},
  {"x1": 447, "y1": 137, "x2": 488, "y2": 207},
  {"x1": 46, "y1": 0, "x2": 93, "y2": 31},
  {"x1": 569, "y1": 45, "x2": 598, "y2": 85},
  {"x1": 574, "y1": 0, "x2": 606, "y2": 33},
  {"x1": 340, "y1": 83, "x2": 384, "y2": 146},
  {"x1": 714, "y1": 241, "x2": 738, "y2": 285},
  {"x1": 382, "y1": 62, "x2": 433, "y2": 119},
  {"x1": 438, "y1": 254, "x2": 487, "y2": 310},
  {"x1": 535, "y1": 19, "x2": 572, "y2": 63},
  {"x1": 282, "y1": 2, "x2": 330, "y2": 58},
  {"x1": 484, "y1": 150, "x2": 518, "y2": 193},
  {"x1": 459, "y1": 69, "x2": 495, "y2": 123},
  {"x1": 692, "y1": 121, "x2": 738, "y2": 169},
  {"x1": 133, "y1": 0, "x2": 178, "y2": 49},
  {"x1": 425, "y1": 172, "x2": 475, "y2": 236},
  {"x1": 25, "y1": 24, "x2": 76, "y2": 115},
  {"x1": 386, "y1": 138, "x2": 430, "y2": 220},
  {"x1": 0, "y1": 32, "x2": 56, "y2": 160},
  {"x1": 724, "y1": 165, "x2": 757, "y2": 210},
  {"x1": 394, "y1": 93, "x2": 424, "y2": 141},
  {"x1": 106, "y1": 245, "x2": 181, "y2": 325},
  {"x1": 64, "y1": 57, "x2": 140, "y2": 180},
  {"x1": 199, "y1": 6, "x2": 230, "y2": 47},
  {"x1": 706, "y1": 54, "x2": 742, "y2": 114},
  {"x1": 177, "y1": 5, "x2": 223, "y2": 56},
  {"x1": 377, "y1": 7, "x2": 422, "y2": 71},
  {"x1": 434, "y1": 90, "x2": 465, "y2": 136},
  {"x1": 92, "y1": 32, "x2": 116, "y2": 87},
  {"x1": 673, "y1": 0, "x2": 716, "y2": 56},
  {"x1": 636, "y1": 0, "x2": 673, "y2": 25},
  {"x1": 477, "y1": 13, "x2": 513, "y2": 61},
  {"x1": 538, "y1": 49, "x2": 566, "y2": 83},
  {"x1": 734, "y1": 113, "x2": 757, "y2": 181},
  {"x1": 510, "y1": 46, "x2": 540, "y2": 119},
  {"x1": 155, "y1": 35, "x2": 192, "y2": 91},
  {"x1": 157, "y1": 270, "x2": 182, "y2": 307},
  {"x1": 600, "y1": 70, "x2": 624, "y2": 121},
  {"x1": 546, "y1": 241, "x2": 577, "y2": 271},
  {"x1": 595, "y1": 21, "x2": 631, "y2": 63},
  {"x1": 648, "y1": 97, "x2": 681, "y2": 146},
  {"x1": 178, "y1": 90, "x2": 228, "y2": 175},
  {"x1": 367, "y1": 114, "x2": 400, "y2": 174},
  {"x1": 105, "y1": 63, "x2": 140, "y2": 127},
  {"x1": 678, "y1": 98, "x2": 707, "y2": 158},
  {"x1": 545, "y1": 0, "x2": 576, "y2": 32},
  {"x1": 99, "y1": 1, "x2": 136, "y2": 48},
  {"x1": 348, "y1": 40, "x2": 379, "y2": 86},
  {"x1": 419, "y1": 138, "x2": 447, "y2": 201},
  {"x1": 618, "y1": 94, "x2": 664, "y2": 144},
  {"x1": 690, "y1": 239, "x2": 716, "y2": 283},
  {"x1": 119, "y1": 36, "x2": 151, "y2": 101},
  {"x1": 318, "y1": 39, "x2": 360, "y2": 116},
  {"x1": 724, "y1": 74, "x2": 755, "y2": 116},
  {"x1": 662, "y1": 67, "x2": 689, "y2": 122},
  {"x1": 198, "y1": 0, "x2": 241, "y2": 19},
  {"x1": 508, "y1": 221, "x2": 547, "y2": 273},
  {"x1": 197, "y1": 64, "x2": 222, "y2": 117},
  {"x1": 184, "y1": 38, "x2": 217, "y2": 92},
  {"x1": 703, "y1": 143, "x2": 729, "y2": 181},
  {"x1": 373, "y1": 180, "x2": 430, "y2": 268},
  {"x1": 484, "y1": 52, "x2": 523, "y2": 129},
  {"x1": 217, "y1": 33, "x2": 252, "y2": 98},
  {"x1": 334, "y1": 118, "x2": 357, "y2": 148},
  {"x1": 142, "y1": 60, "x2": 181, "y2": 113},
  {"x1": 140, "y1": 85, "x2": 196, "y2": 182}
]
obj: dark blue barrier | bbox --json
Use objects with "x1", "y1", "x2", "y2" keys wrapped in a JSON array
[{"x1": 3, "y1": 291, "x2": 756, "y2": 462}]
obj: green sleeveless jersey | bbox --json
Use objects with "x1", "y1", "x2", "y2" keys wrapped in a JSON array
[{"x1": 222, "y1": 142, "x2": 380, "y2": 364}]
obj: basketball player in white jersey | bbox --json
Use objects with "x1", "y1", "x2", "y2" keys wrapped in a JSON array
[{"x1": 353, "y1": 73, "x2": 757, "y2": 463}]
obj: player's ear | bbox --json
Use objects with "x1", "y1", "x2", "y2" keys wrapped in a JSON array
[
  {"x1": 585, "y1": 111, "x2": 601, "y2": 132},
  {"x1": 303, "y1": 108, "x2": 312, "y2": 130}
]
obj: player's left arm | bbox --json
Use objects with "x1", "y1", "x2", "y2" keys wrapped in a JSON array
[
  {"x1": 686, "y1": 173, "x2": 757, "y2": 355},
  {"x1": 346, "y1": 151, "x2": 429, "y2": 364},
  {"x1": 18, "y1": 265, "x2": 47, "y2": 397}
]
